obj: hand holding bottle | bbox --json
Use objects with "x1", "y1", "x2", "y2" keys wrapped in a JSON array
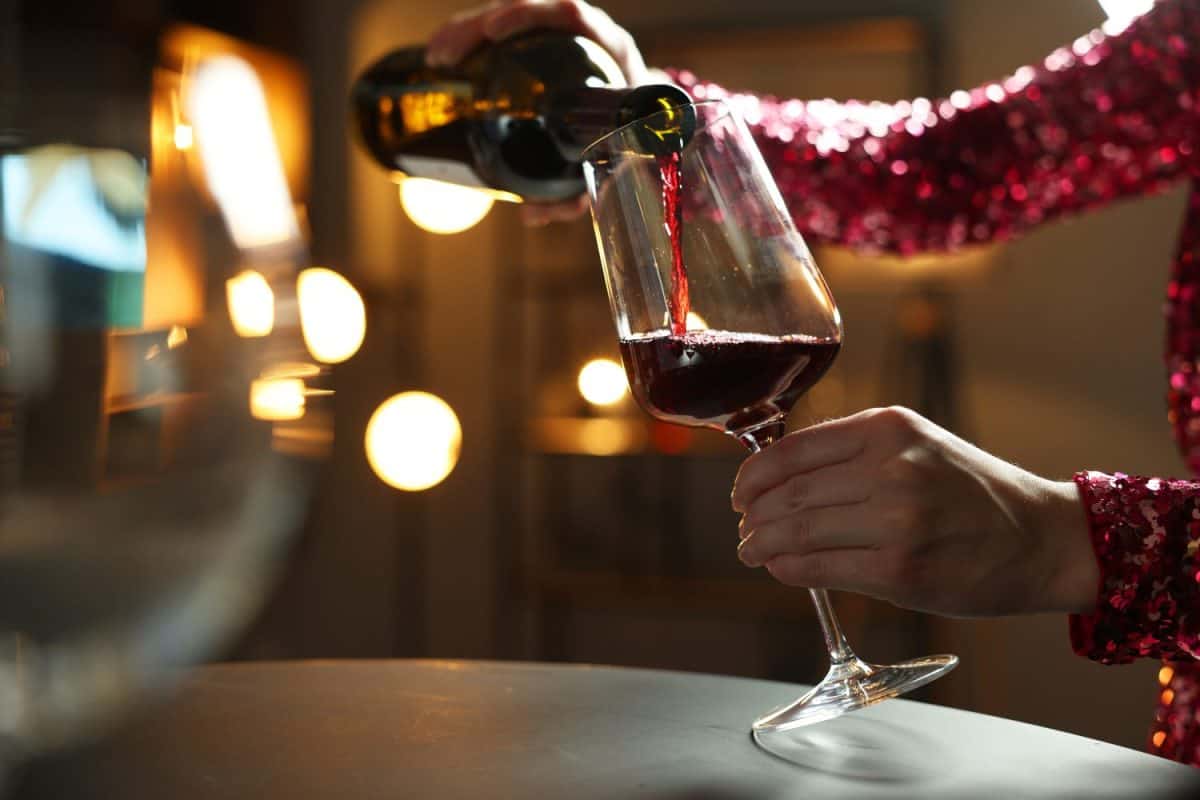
[{"x1": 425, "y1": 0, "x2": 651, "y2": 225}]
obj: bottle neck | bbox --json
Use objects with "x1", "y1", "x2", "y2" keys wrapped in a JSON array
[{"x1": 549, "y1": 84, "x2": 693, "y2": 159}]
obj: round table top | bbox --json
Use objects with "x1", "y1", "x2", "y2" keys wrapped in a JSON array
[{"x1": 15, "y1": 659, "x2": 1200, "y2": 799}]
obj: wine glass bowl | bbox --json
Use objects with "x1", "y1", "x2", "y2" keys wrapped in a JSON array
[{"x1": 583, "y1": 100, "x2": 956, "y2": 736}]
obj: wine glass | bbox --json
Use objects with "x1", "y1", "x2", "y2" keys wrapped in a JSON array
[
  {"x1": 0, "y1": 29, "x2": 324, "y2": 787},
  {"x1": 582, "y1": 99, "x2": 957, "y2": 735}
]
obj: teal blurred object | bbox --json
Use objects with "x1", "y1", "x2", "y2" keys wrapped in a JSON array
[{"x1": 2, "y1": 147, "x2": 145, "y2": 328}]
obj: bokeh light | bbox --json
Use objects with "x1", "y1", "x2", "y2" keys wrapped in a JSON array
[
  {"x1": 298, "y1": 267, "x2": 366, "y2": 364},
  {"x1": 188, "y1": 54, "x2": 299, "y2": 250},
  {"x1": 250, "y1": 377, "x2": 306, "y2": 421},
  {"x1": 577, "y1": 358, "x2": 629, "y2": 407},
  {"x1": 399, "y1": 178, "x2": 494, "y2": 235},
  {"x1": 365, "y1": 392, "x2": 462, "y2": 491},
  {"x1": 1097, "y1": 0, "x2": 1153, "y2": 33},
  {"x1": 226, "y1": 269, "x2": 274, "y2": 337},
  {"x1": 173, "y1": 123, "x2": 194, "y2": 151}
]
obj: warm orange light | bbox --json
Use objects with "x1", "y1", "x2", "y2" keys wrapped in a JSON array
[
  {"x1": 261, "y1": 362, "x2": 322, "y2": 380},
  {"x1": 577, "y1": 358, "x2": 628, "y2": 407},
  {"x1": 187, "y1": 54, "x2": 299, "y2": 250},
  {"x1": 575, "y1": 418, "x2": 640, "y2": 455},
  {"x1": 399, "y1": 178, "x2": 494, "y2": 235},
  {"x1": 161, "y1": 24, "x2": 310, "y2": 202},
  {"x1": 167, "y1": 325, "x2": 188, "y2": 349},
  {"x1": 1152, "y1": 730, "x2": 1167, "y2": 749},
  {"x1": 365, "y1": 392, "x2": 461, "y2": 491},
  {"x1": 173, "y1": 123, "x2": 194, "y2": 151},
  {"x1": 297, "y1": 267, "x2": 366, "y2": 364},
  {"x1": 1160, "y1": 666, "x2": 1175, "y2": 686},
  {"x1": 250, "y1": 377, "x2": 305, "y2": 421},
  {"x1": 686, "y1": 311, "x2": 708, "y2": 331},
  {"x1": 226, "y1": 269, "x2": 274, "y2": 337},
  {"x1": 1162, "y1": 689, "x2": 1176, "y2": 705},
  {"x1": 651, "y1": 421, "x2": 692, "y2": 454}
]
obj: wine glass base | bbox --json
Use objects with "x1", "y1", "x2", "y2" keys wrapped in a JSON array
[{"x1": 752, "y1": 653, "x2": 958, "y2": 735}]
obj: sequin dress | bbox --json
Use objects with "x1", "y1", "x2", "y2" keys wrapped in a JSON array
[{"x1": 670, "y1": 0, "x2": 1200, "y2": 763}]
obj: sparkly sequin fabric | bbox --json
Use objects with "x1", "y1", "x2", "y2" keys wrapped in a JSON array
[
  {"x1": 1072, "y1": 471, "x2": 1200, "y2": 760},
  {"x1": 1071, "y1": 472, "x2": 1200, "y2": 667},
  {"x1": 671, "y1": 0, "x2": 1200, "y2": 764}
]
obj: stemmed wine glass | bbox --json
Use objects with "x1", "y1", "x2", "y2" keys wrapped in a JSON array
[{"x1": 582, "y1": 99, "x2": 957, "y2": 735}]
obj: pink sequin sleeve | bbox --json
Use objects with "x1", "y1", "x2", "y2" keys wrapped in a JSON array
[
  {"x1": 1071, "y1": 472, "x2": 1200, "y2": 664},
  {"x1": 666, "y1": 0, "x2": 1198, "y2": 255}
]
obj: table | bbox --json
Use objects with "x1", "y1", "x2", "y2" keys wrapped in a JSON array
[{"x1": 14, "y1": 660, "x2": 1200, "y2": 798}]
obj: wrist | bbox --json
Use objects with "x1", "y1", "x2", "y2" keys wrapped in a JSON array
[{"x1": 1037, "y1": 479, "x2": 1100, "y2": 615}]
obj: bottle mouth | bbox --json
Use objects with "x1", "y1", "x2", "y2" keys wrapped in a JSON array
[{"x1": 582, "y1": 99, "x2": 731, "y2": 160}]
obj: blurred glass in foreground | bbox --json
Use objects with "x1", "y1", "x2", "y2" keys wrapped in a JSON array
[{"x1": 0, "y1": 21, "x2": 326, "y2": 788}]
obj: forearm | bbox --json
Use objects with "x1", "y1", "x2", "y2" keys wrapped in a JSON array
[
  {"x1": 666, "y1": 0, "x2": 1198, "y2": 254},
  {"x1": 1036, "y1": 479, "x2": 1099, "y2": 616}
]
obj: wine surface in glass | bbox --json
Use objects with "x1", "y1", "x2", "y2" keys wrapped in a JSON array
[{"x1": 618, "y1": 331, "x2": 840, "y2": 433}]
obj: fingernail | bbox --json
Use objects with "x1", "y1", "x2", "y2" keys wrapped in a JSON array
[{"x1": 737, "y1": 536, "x2": 755, "y2": 566}]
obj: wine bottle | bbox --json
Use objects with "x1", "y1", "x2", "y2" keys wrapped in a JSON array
[{"x1": 351, "y1": 31, "x2": 694, "y2": 202}]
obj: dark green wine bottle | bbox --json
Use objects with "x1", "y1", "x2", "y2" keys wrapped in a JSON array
[{"x1": 352, "y1": 31, "x2": 694, "y2": 202}]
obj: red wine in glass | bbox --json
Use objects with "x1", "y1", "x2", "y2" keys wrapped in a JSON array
[
  {"x1": 659, "y1": 151, "x2": 689, "y2": 336},
  {"x1": 645, "y1": 153, "x2": 840, "y2": 438},
  {"x1": 619, "y1": 331, "x2": 840, "y2": 438}
]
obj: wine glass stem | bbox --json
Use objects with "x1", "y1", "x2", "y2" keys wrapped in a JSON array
[
  {"x1": 808, "y1": 587, "x2": 855, "y2": 665},
  {"x1": 738, "y1": 424, "x2": 857, "y2": 668}
]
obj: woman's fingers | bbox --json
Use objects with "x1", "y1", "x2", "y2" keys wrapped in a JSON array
[
  {"x1": 731, "y1": 415, "x2": 869, "y2": 513},
  {"x1": 737, "y1": 503, "x2": 876, "y2": 567},
  {"x1": 483, "y1": 1, "x2": 646, "y2": 81},
  {"x1": 426, "y1": 4, "x2": 502, "y2": 66},
  {"x1": 426, "y1": 0, "x2": 646, "y2": 83},
  {"x1": 764, "y1": 550, "x2": 881, "y2": 593},
  {"x1": 481, "y1": 0, "x2": 591, "y2": 42},
  {"x1": 740, "y1": 459, "x2": 870, "y2": 531}
]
